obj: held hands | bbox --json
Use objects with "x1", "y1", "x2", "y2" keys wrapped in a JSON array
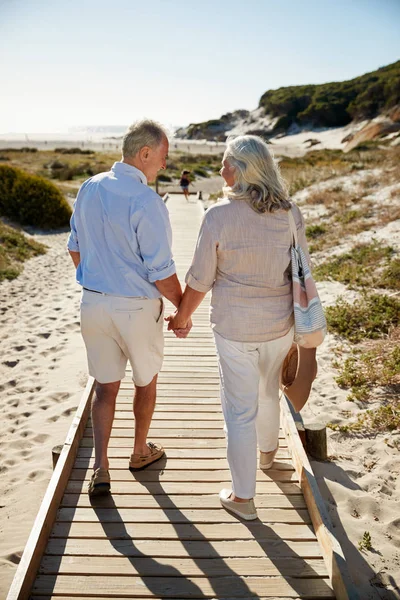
[{"x1": 164, "y1": 311, "x2": 192, "y2": 338}]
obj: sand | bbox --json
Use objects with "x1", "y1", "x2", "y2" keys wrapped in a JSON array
[
  {"x1": 294, "y1": 173, "x2": 400, "y2": 599},
  {"x1": 1, "y1": 157, "x2": 399, "y2": 598},
  {"x1": 0, "y1": 230, "x2": 87, "y2": 596}
]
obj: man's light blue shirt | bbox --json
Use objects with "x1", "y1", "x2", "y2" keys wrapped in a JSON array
[{"x1": 67, "y1": 161, "x2": 176, "y2": 298}]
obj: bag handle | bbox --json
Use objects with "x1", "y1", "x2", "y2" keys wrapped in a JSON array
[{"x1": 288, "y1": 208, "x2": 298, "y2": 247}]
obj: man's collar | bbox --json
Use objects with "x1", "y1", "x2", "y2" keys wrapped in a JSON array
[{"x1": 112, "y1": 161, "x2": 147, "y2": 185}]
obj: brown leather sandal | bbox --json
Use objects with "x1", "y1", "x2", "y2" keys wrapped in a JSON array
[
  {"x1": 129, "y1": 442, "x2": 165, "y2": 471},
  {"x1": 88, "y1": 468, "x2": 111, "y2": 497}
]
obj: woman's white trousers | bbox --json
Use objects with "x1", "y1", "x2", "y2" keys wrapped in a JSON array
[{"x1": 214, "y1": 327, "x2": 294, "y2": 499}]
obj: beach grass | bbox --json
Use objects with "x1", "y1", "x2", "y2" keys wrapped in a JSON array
[{"x1": 0, "y1": 221, "x2": 47, "y2": 281}]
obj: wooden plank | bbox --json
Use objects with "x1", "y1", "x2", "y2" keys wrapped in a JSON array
[
  {"x1": 65, "y1": 480, "x2": 302, "y2": 495},
  {"x1": 32, "y1": 596, "x2": 310, "y2": 600},
  {"x1": 84, "y1": 428, "x2": 227, "y2": 439},
  {"x1": 84, "y1": 427, "x2": 287, "y2": 439},
  {"x1": 73, "y1": 458, "x2": 295, "y2": 470},
  {"x1": 116, "y1": 394, "x2": 220, "y2": 402},
  {"x1": 79, "y1": 437, "x2": 230, "y2": 449},
  {"x1": 281, "y1": 397, "x2": 358, "y2": 600},
  {"x1": 39, "y1": 555, "x2": 328, "y2": 577},
  {"x1": 76, "y1": 447, "x2": 291, "y2": 459},
  {"x1": 56, "y1": 507, "x2": 311, "y2": 525},
  {"x1": 98, "y1": 419, "x2": 226, "y2": 428},
  {"x1": 32, "y1": 574, "x2": 334, "y2": 597},
  {"x1": 69, "y1": 468, "x2": 298, "y2": 483},
  {"x1": 122, "y1": 375, "x2": 221, "y2": 382},
  {"x1": 50, "y1": 521, "x2": 316, "y2": 541},
  {"x1": 44, "y1": 537, "x2": 323, "y2": 559},
  {"x1": 6, "y1": 377, "x2": 96, "y2": 600},
  {"x1": 114, "y1": 405, "x2": 222, "y2": 412},
  {"x1": 60, "y1": 493, "x2": 307, "y2": 510},
  {"x1": 118, "y1": 389, "x2": 221, "y2": 396}
]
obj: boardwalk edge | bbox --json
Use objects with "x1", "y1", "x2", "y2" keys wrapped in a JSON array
[{"x1": 6, "y1": 376, "x2": 95, "y2": 600}]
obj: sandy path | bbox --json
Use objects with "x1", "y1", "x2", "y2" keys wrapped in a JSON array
[{"x1": 0, "y1": 230, "x2": 87, "y2": 597}]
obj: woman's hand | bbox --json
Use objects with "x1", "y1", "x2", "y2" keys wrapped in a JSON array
[{"x1": 165, "y1": 313, "x2": 193, "y2": 338}]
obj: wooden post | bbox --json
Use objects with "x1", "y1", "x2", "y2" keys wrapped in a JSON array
[
  {"x1": 305, "y1": 423, "x2": 328, "y2": 460},
  {"x1": 52, "y1": 445, "x2": 63, "y2": 469}
]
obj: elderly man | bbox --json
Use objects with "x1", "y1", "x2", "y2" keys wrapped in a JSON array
[{"x1": 68, "y1": 119, "x2": 187, "y2": 497}]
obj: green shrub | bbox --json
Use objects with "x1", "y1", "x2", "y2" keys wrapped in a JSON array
[
  {"x1": 326, "y1": 293, "x2": 400, "y2": 342},
  {"x1": 336, "y1": 343, "x2": 400, "y2": 402},
  {"x1": 314, "y1": 242, "x2": 394, "y2": 287},
  {"x1": 157, "y1": 173, "x2": 172, "y2": 182},
  {"x1": 380, "y1": 258, "x2": 400, "y2": 290},
  {"x1": 0, "y1": 165, "x2": 72, "y2": 229},
  {"x1": 193, "y1": 167, "x2": 209, "y2": 178},
  {"x1": 0, "y1": 221, "x2": 47, "y2": 281},
  {"x1": 306, "y1": 224, "x2": 326, "y2": 239},
  {"x1": 55, "y1": 147, "x2": 95, "y2": 155}
]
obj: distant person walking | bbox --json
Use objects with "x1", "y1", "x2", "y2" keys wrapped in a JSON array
[
  {"x1": 180, "y1": 169, "x2": 191, "y2": 201},
  {"x1": 167, "y1": 135, "x2": 310, "y2": 520},
  {"x1": 67, "y1": 119, "x2": 190, "y2": 497}
]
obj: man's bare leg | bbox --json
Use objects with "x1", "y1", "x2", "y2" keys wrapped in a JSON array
[
  {"x1": 133, "y1": 374, "x2": 158, "y2": 455},
  {"x1": 92, "y1": 380, "x2": 120, "y2": 471}
]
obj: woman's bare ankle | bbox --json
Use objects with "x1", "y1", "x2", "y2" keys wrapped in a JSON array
[{"x1": 230, "y1": 492, "x2": 252, "y2": 503}]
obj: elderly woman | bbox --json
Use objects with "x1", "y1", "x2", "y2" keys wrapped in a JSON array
[{"x1": 167, "y1": 135, "x2": 310, "y2": 520}]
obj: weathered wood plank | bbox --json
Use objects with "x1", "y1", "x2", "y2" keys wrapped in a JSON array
[
  {"x1": 65, "y1": 480, "x2": 301, "y2": 496},
  {"x1": 39, "y1": 555, "x2": 328, "y2": 577},
  {"x1": 76, "y1": 447, "x2": 291, "y2": 459},
  {"x1": 50, "y1": 521, "x2": 316, "y2": 541},
  {"x1": 56, "y1": 507, "x2": 311, "y2": 525},
  {"x1": 69, "y1": 468, "x2": 298, "y2": 483},
  {"x1": 60, "y1": 493, "x2": 307, "y2": 510},
  {"x1": 96, "y1": 419, "x2": 226, "y2": 429},
  {"x1": 113, "y1": 411, "x2": 223, "y2": 420},
  {"x1": 44, "y1": 537, "x2": 323, "y2": 559},
  {"x1": 73, "y1": 458, "x2": 295, "y2": 470},
  {"x1": 79, "y1": 437, "x2": 230, "y2": 449},
  {"x1": 32, "y1": 574, "x2": 334, "y2": 598},
  {"x1": 83, "y1": 427, "x2": 287, "y2": 439}
]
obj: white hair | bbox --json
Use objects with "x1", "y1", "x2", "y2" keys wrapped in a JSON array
[
  {"x1": 122, "y1": 119, "x2": 169, "y2": 159},
  {"x1": 223, "y1": 135, "x2": 291, "y2": 213}
]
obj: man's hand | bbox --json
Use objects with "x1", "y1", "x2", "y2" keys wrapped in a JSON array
[{"x1": 165, "y1": 313, "x2": 192, "y2": 338}]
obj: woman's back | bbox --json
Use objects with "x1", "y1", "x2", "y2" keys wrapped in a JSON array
[{"x1": 186, "y1": 198, "x2": 308, "y2": 342}]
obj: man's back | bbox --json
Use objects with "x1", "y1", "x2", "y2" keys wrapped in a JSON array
[{"x1": 68, "y1": 161, "x2": 175, "y2": 297}]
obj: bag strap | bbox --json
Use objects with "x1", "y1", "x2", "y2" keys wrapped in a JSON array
[{"x1": 288, "y1": 208, "x2": 298, "y2": 247}]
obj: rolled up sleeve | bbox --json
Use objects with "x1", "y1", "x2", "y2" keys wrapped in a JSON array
[
  {"x1": 67, "y1": 206, "x2": 79, "y2": 252},
  {"x1": 185, "y1": 212, "x2": 218, "y2": 292},
  {"x1": 136, "y1": 200, "x2": 176, "y2": 282}
]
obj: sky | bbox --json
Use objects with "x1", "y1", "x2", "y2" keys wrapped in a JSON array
[{"x1": 0, "y1": 0, "x2": 399, "y2": 134}]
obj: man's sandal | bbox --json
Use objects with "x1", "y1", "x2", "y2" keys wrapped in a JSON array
[
  {"x1": 88, "y1": 468, "x2": 111, "y2": 497},
  {"x1": 129, "y1": 442, "x2": 165, "y2": 471}
]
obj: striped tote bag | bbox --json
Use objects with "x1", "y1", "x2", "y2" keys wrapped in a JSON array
[{"x1": 288, "y1": 209, "x2": 327, "y2": 348}]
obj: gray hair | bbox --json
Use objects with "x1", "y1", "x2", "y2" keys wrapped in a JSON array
[
  {"x1": 223, "y1": 135, "x2": 291, "y2": 213},
  {"x1": 122, "y1": 119, "x2": 169, "y2": 159}
]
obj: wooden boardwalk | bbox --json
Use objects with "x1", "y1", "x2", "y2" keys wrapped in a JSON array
[{"x1": 8, "y1": 195, "x2": 357, "y2": 599}]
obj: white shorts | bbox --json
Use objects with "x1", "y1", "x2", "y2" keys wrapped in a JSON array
[{"x1": 80, "y1": 289, "x2": 164, "y2": 386}]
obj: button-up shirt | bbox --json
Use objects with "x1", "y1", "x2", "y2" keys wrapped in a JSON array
[
  {"x1": 185, "y1": 198, "x2": 310, "y2": 342},
  {"x1": 67, "y1": 162, "x2": 175, "y2": 298}
]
